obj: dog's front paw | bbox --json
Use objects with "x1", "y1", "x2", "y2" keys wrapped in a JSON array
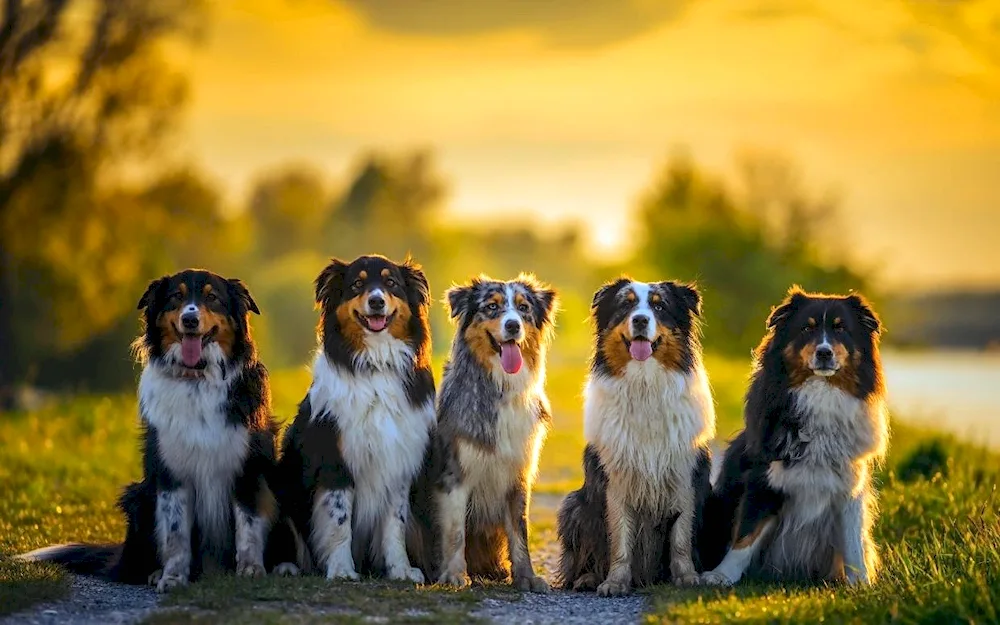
[
  {"x1": 272, "y1": 562, "x2": 301, "y2": 577},
  {"x1": 846, "y1": 568, "x2": 870, "y2": 586},
  {"x1": 237, "y1": 561, "x2": 266, "y2": 579},
  {"x1": 700, "y1": 570, "x2": 735, "y2": 587},
  {"x1": 388, "y1": 564, "x2": 425, "y2": 584},
  {"x1": 156, "y1": 572, "x2": 188, "y2": 593},
  {"x1": 326, "y1": 560, "x2": 360, "y2": 581},
  {"x1": 571, "y1": 573, "x2": 599, "y2": 592},
  {"x1": 437, "y1": 569, "x2": 471, "y2": 588},
  {"x1": 514, "y1": 574, "x2": 550, "y2": 593},
  {"x1": 596, "y1": 579, "x2": 631, "y2": 597},
  {"x1": 147, "y1": 569, "x2": 163, "y2": 587},
  {"x1": 673, "y1": 572, "x2": 701, "y2": 587}
]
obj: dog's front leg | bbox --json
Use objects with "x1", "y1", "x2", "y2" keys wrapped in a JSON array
[
  {"x1": 504, "y1": 485, "x2": 549, "y2": 593},
  {"x1": 701, "y1": 482, "x2": 779, "y2": 587},
  {"x1": 381, "y1": 483, "x2": 425, "y2": 583},
  {"x1": 155, "y1": 486, "x2": 193, "y2": 593},
  {"x1": 435, "y1": 484, "x2": 470, "y2": 588},
  {"x1": 841, "y1": 492, "x2": 871, "y2": 585},
  {"x1": 312, "y1": 487, "x2": 360, "y2": 581},
  {"x1": 669, "y1": 482, "x2": 701, "y2": 587},
  {"x1": 597, "y1": 480, "x2": 634, "y2": 597},
  {"x1": 233, "y1": 474, "x2": 277, "y2": 579}
]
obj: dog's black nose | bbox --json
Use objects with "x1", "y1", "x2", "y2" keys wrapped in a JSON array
[
  {"x1": 181, "y1": 312, "x2": 199, "y2": 331},
  {"x1": 504, "y1": 319, "x2": 521, "y2": 335},
  {"x1": 632, "y1": 315, "x2": 649, "y2": 330},
  {"x1": 368, "y1": 295, "x2": 386, "y2": 312},
  {"x1": 816, "y1": 345, "x2": 834, "y2": 361}
]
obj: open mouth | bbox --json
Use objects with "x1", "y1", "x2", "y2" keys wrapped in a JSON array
[
  {"x1": 356, "y1": 311, "x2": 394, "y2": 333},
  {"x1": 487, "y1": 333, "x2": 523, "y2": 375},
  {"x1": 621, "y1": 335, "x2": 662, "y2": 362},
  {"x1": 178, "y1": 327, "x2": 218, "y2": 369}
]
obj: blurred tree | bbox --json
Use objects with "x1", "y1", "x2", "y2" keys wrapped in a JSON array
[
  {"x1": 638, "y1": 150, "x2": 872, "y2": 355},
  {"x1": 247, "y1": 165, "x2": 330, "y2": 260},
  {"x1": 0, "y1": 0, "x2": 204, "y2": 405}
]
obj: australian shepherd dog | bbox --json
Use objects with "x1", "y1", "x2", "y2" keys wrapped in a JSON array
[
  {"x1": 700, "y1": 286, "x2": 888, "y2": 587},
  {"x1": 408, "y1": 275, "x2": 557, "y2": 592},
  {"x1": 21, "y1": 269, "x2": 285, "y2": 591},
  {"x1": 276, "y1": 255, "x2": 434, "y2": 583},
  {"x1": 557, "y1": 278, "x2": 715, "y2": 596}
]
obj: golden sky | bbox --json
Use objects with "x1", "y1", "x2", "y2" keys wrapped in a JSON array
[{"x1": 176, "y1": 0, "x2": 1000, "y2": 289}]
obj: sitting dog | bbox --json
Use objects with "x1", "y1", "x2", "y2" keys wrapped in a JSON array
[
  {"x1": 409, "y1": 275, "x2": 557, "y2": 592},
  {"x1": 21, "y1": 270, "x2": 283, "y2": 591},
  {"x1": 277, "y1": 255, "x2": 434, "y2": 582},
  {"x1": 557, "y1": 278, "x2": 715, "y2": 596},
  {"x1": 700, "y1": 286, "x2": 889, "y2": 586}
]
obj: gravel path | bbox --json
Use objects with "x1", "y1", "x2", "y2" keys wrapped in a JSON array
[
  {"x1": 4, "y1": 496, "x2": 645, "y2": 625},
  {"x1": 2, "y1": 575, "x2": 159, "y2": 625}
]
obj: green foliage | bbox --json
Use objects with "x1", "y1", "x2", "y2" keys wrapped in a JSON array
[
  {"x1": 638, "y1": 151, "x2": 872, "y2": 355},
  {"x1": 897, "y1": 438, "x2": 952, "y2": 482}
]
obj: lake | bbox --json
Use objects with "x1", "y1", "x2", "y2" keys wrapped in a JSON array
[{"x1": 883, "y1": 350, "x2": 1000, "y2": 448}]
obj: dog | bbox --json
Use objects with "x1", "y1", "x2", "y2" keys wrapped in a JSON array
[
  {"x1": 700, "y1": 286, "x2": 889, "y2": 587},
  {"x1": 276, "y1": 255, "x2": 434, "y2": 583},
  {"x1": 20, "y1": 269, "x2": 287, "y2": 591},
  {"x1": 557, "y1": 278, "x2": 715, "y2": 596},
  {"x1": 408, "y1": 274, "x2": 557, "y2": 592}
]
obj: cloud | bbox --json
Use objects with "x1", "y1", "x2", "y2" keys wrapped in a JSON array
[{"x1": 335, "y1": 0, "x2": 692, "y2": 47}]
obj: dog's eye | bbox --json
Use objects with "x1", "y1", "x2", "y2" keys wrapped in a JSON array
[
  {"x1": 205, "y1": 292, "x2": 218, "y2": 303},
  {"x1": 653, "y1": 303, "x2": 665, "y2": 312},
  {"x1": 352, "y1": 279, "x2": 364, "y2": 291},
  {"x1": 170, "y1": 291, "x2": 184, "y2": 302},
  {"x1": 802, "y1": 325, "x2": 813, "y2": 334},
  {"x1": 486, "y1": 302, "x2": 499, "y2": 312},
  {"x1": 385, "y1": 278, "x2": 396, "y2": 288},
  {"x1": 517, "y1": 303, "x2": 530, "y2": 313},
  {"x1": 832, "y1": 320, "x2": 844, "y2": 332}
]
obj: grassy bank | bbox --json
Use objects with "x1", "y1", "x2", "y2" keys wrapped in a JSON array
[{"x1": 1, "y1": 356, "x2": 996, "y2": 623}]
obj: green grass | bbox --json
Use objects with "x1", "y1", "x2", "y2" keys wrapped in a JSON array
[{"x1": 1, "y1": 355, "x2": 998, "y2": 623}]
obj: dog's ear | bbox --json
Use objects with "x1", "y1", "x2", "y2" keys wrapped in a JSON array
[
  {"x1": 664, "y1": 281, "x2": 702, "y2": 317},
  {"x1": 591, "y1": 277, "x2": 630, "y2": 312},
  {"x1": 137, "y1": 276, "x2": 167, "y2": 311},
  {"x1": 847, "y1": 292, "x2": 882, "y2": 335},
  {"x1": 527, "y1": 280, "x2": 558, "y2": 327},
  {"x1": 400, "y1": 257, "x2": 430, "y2": 309},
  {"x1": 228, "y1": 278, "x2": 261, "y2": 315},
  {"x1": 315, "y1": 259, "x2": 348, "y2": 308},
  {"x1": 445, "y1": 283, "x2": 474, "y2": 321},
  {"x1": 766, "y1": 285, "x2": 807, "y2": 329}
]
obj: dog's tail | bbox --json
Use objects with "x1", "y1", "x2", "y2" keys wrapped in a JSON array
[{"x1": 17, "y1": 543, "x2": 122, "y2": 577}]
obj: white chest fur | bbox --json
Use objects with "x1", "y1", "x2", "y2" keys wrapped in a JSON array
[
  {"x1": 584, "y1": 362, "x2": 716, "y2": 512},
  {"x1": 767, "y1": 378, "x2": 887, "y2": 523},
  {"x1": 308, "y1": 348, "x2": 434, "y2": 531},
  {"x1": 138, "y1": 355, "x2": 248, "y2": 546},
  {"x1": 459, "y1": 369, "x2": 548, "y2": 522}
]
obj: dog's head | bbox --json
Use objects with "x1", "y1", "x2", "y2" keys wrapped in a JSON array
[
  {"x1": 136, "y1": 269, "x2": 260, "y2": 374},
  {"x1": 314, "y1": 254, "x2": 431, "y2": 362},
  {"x1": 763, "y1": 286, "x2": 882, "y2": 393},
  {"x1": 445, "y1": 274, "x2": 557, "y2": 376},
  {"x1": 590, "y1": 278, "x2": 702, "y2": 376}
]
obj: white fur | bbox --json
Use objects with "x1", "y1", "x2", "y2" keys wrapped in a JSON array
[
  {"x1": 500, "y1": 284, "x2": 525, "y2": 341},
  {"x1": 307, "y1": 339, "x2": 433, "y2": 568},
  {"x1": 139, "y1": 346, "x2": 248, "y2": 552},
  {"x1": 234, "y1": 504, "x2": 268, "y2": 577},
  {"x1": 155, "y1": 487, "x2": 192, "y2": 592},
  {"x1": 702, "y1": 519, "x2": 775, "y2": 587},
  {"x1": 584, "y1": 361, "x2": 716, "y2": 515},
  {"x1": 312, "y1": 488, "x2": 359, "y2": 580},
  {"x1": 627, "y1": 282, "x2": 654, "y2": 340}
]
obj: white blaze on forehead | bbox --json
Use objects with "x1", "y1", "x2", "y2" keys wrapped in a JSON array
[
  {"x1": 628, "y1": 282, "x2": 655, "y2": 340},
  {"x1": 501, "y1": 283, "x2": 523, "y2": 338}
]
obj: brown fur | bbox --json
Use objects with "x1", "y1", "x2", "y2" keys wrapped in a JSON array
[
  {"x1": 334, "y1": 296, "x2": 367, "y2": 353},
  {"x1": 599, "y1": 319, "x2": 633, "y2": 377},
  {"x1": 463, "y1": 317, "x2": 504, "y2": 370}
]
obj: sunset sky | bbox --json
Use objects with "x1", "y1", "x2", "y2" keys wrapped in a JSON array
[{"x1": 175, "y1": 0, "x2": 999, "y2": 290}]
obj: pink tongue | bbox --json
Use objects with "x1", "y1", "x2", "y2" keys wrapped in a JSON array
[
  {"x1": 181, "y1": 336, "x2": 203, "y2": 367},
  {"x1": 367, "y1": 316, "x2": 387, "y2": 332},
  {"x1": 500, "y1": 342, "x2": 523, "y2": 374},
  {"x1": 629, "y1": 339, "x2": 653, "y2": 361}
]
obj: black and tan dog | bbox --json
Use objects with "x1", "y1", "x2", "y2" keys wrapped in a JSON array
[
  {"x1": 277, "y1": 255, "x2": 434, "y2": 582},
  {"x1": 557, "y1": 278, "x2": 716, "y2": 596},
  {"x1": 700, "y1": 286, "x2": 889, "y2": 586},
  {"x1": 408, "y1": 275, "x2": 557, "y2": 592},
  {"x1": 21, "y1": 270, "x2": 286, "y2": 591}
]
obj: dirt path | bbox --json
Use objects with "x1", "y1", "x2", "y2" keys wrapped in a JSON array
[{"x1": 3, "y1": 495, "x2": 645, "y2": 625}]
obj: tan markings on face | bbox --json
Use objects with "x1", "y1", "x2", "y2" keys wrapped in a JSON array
[
  {"x1": 626, "y1": 291, "x2": 636, "y2": 303},
  {"x1": 826, "y1": 342, "x2": 859, "y2": 395},
  {"x1": 785, "y1": 340, "x2": 859, "y2": 392},
  {"x1": 833, "y1": 317, "x2": 842, "y2": 326},
  {"x1": 807, "y1": 317, "x2": 817, "y2": 329},
  {"x1": 600, "y1": 318, "x2": 633, "y2": 376},
  {"x1": 334, "y1": 295, "x2": 367, "y2": 351},
  {"x1": 783, "y1": 344, "x2": 813, "y2": 387},
  {"x1": 652, "y1": 329, "x2": 684, "y2": 371},
  {"x1": 651, "y1": 293, "x2": 661, "y2": 304},
  {"x1": 514, "y1": 292, "x2": 528, "y2": 308},
  {"x1": 489, "y1": 292, "x2": 504, "y2": 307},
  {"x1": 380, "y1": 268, "x2": 390, "y2": 279},
  {"x1": 201, "y1": 305, "x2": 236, "y2": 359},
  {"x1": 520, "y1": 319, "x2": 542, "y2": 373},
  {"x1": 358, "y1": 270, "x2": 367, "y2": 280},
  {"x1": 158, "y1": 309, "x2": 182, "y2": 353},
  {"x1": 202, "y1": 284, "x2": 213, "y2": 296},
  {"x1": 178, "y1": 283, "x2": 188, "y2": 297},
  {"x1": 464, "y1": 315, "x2": 504, "y2": 370},
  {"x1": 386, "y1": 291, "x2": 412, "y2": 341}
]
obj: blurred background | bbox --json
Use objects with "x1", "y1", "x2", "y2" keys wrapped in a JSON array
[{"x1": 0, "y1": 0, "x2": 998, "y2": 444}]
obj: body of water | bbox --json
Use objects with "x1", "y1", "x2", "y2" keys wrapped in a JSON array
[{"x1": 882, "y1": 350, "x2": 1000, "y2": 448}]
